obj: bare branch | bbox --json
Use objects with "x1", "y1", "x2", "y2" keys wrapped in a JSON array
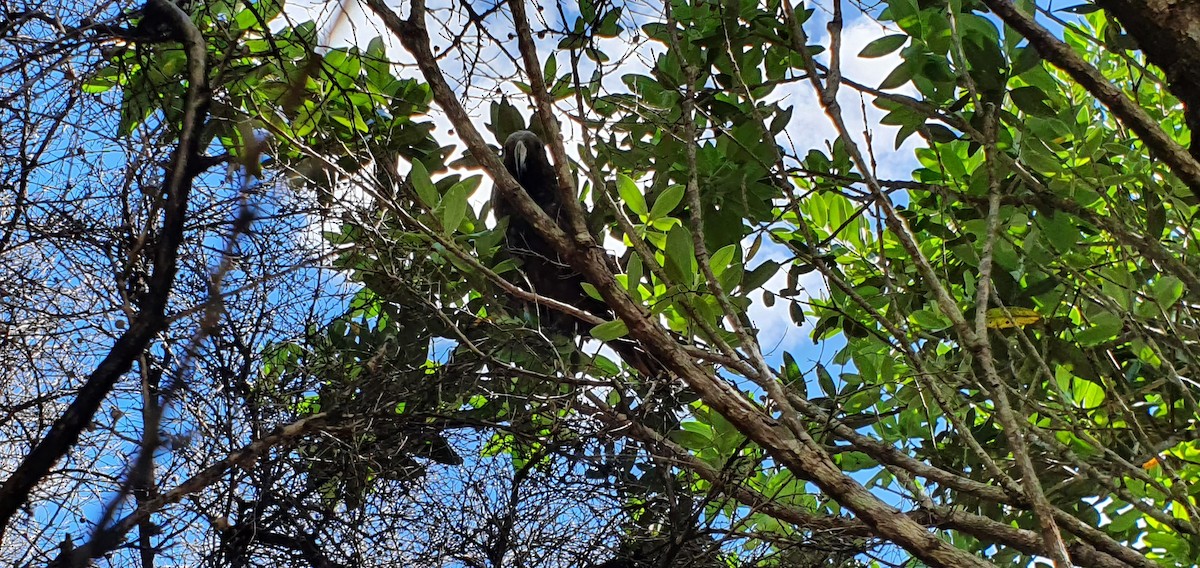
[{"x1": 0, "y1": 0, "x2": 211, "y2": 540}]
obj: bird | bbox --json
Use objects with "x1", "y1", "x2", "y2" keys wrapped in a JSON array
[
  {"x1": 494, "y1": 130, "x2": 677, "y2": 397},
  {"x1": 499, "y1": 130, "x2": 561, "y2": 219},
  {"x1": 495, "y1": 130, "x2": 609, "y2": 333},
  {"x1": 494, "y1": 132, "x2": 705, "y2": 449}
]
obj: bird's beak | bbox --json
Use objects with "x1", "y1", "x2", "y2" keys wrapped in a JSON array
[{"x1": 511, "y1": 141, "x2": 527, "y2": 178}]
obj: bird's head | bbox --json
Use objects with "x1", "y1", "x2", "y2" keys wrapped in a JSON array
[{"x1": 502, "y1": 130, "x2": 548, "y2": 185}]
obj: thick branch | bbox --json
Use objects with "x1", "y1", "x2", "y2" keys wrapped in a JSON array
[
  {"x1": 1095, "y1": 0, "x2": 1200, "y2": 160},
  {"x1": 980, "y1": 0, "x2": 1200, "y2": 196}
]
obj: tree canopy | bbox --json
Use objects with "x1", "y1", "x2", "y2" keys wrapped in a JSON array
[{"x1": 2, "y1": 0, "x2": 1200, "y2": 566}]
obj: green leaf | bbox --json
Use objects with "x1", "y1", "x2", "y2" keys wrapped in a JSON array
[
  {"x1": 1019, "y1": 139, "x2": 1062, "y2": 174},
  {"x1": 1058, "y1": 3, "x2": 1101, "y2": 14},
  {"x1": 709, "y1": 244, "x2": 737, "y2": 277},
  {"x1": 836, "y1": 451, "x2": 875, "y2": 472},
  {"x1": 591, "y1": 354, "x2": 621, "y2": 376},
  {"x1": 816, "y1": 363, "x2": 836, "y2": 397},
  {"x1": 590, "y1": 319, "x2": 630, "y2": 341},
  {"x1": 1011, "y1": 46, "x2": 1042, "y2": 76},
  {"x1": 366, "y1": 36, "x2": 386, "y2": 60},
  {"x1": 580, "y1": 282, "x2": 603, "y2": 301},
  {"x1": 741, "y1": 260, "x2": 780, "y2": 292},
  {"x1": 1152, "y1": 276, "x2": 1185, "y2": 309},
  {"x1": 910, "y1": 308, "x2": 952, "y2": 331},
  {"x1": 233, "y1": 0, "x2": 273, "y2": 30},
  {"x1": 410, "y1": 161, "x2": 438, "y2": 207},
  {"x1": 924, "y1": 124, "x2": 958, "y2": 143},
  {"x1": 618, "y1": 173, "x2": 648, "y2": 216},
  {"x1": 718, "y1": 261, "x2": 743, "y2": 291},
  {"x1": 323, "y1": 48, "x2": 362, "y2": 90},
  {"x1": 626, "y1": 252, "x2": 643, "y2": 295},
  {"x1": 596, "y1": 8, "x2": 624, "y2": 37},
  {"x1": 1055, "y1": 366, "x2": 1106, "y2": 408},
  {"x1": 543, "y1": 55, "x2": 557, "y2": 84},
  {"x1": 1041, "y1": 213, "x2": 1077, "y2": 251},
  {"x1": 119, "y1": 87, "x2": 153, "y2": 136},
  {"x1": 1072, "y1": 379, "x2": 1106, "y2": 408},
  {"x1": 669, "y1": 427, "x2": 712, "y2": 450},
  {"x1": 1009, "y1": 86, "x2": 1056, "y2": 117},
  {"x1": 664, "y1": 225, "x2": 697, "y2": 285},
  {"x1": 878, "y1": 61, "x2": 914, "y2": 90},
  {"x1": 782, "y1": 352, "x2": 802, "y2": 386},
  {"x1": 649, "y1": 184, "x2": 685, "y2": 219},
  {"x1": 82, "y1": 66, "x2": 122, "y2": 94},
  {"x1": 436, "y1": 182, "x2": 463, "y2": 234},
  {"x1": 858, "y1": 34, "x2": 908, "y2": 58},
  {"x1": 1073, "y1": 312, "x2": 1122, "y2": 346},
  {"x1": 490, "y1": 98, "x2": 526, "y2": 141}
]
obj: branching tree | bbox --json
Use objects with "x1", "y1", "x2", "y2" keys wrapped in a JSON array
[{"x1": 2, "y1": 0, "x2": 1200, "y2": 567}]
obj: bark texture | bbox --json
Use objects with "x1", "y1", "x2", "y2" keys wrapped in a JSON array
[{"x1": 1099, "y1": 0, "x2": 1200, "y2": 158}]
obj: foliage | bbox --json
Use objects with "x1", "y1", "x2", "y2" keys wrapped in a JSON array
[{"x1": 3, "y1": 0, "x2": 1200, "y2": 566}]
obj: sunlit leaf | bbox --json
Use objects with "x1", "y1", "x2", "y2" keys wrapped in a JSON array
[
  {"x1": 985, "y1": 307, "x2": 1041, "y2": 329},
  {"x1": 590, "y1": 319, "x2": 629, "y2": 341},
  {"x1": 618, "y1": 173, "x2": 648, "y2": 216},
  {"x1": 649, "y1": 184, "x2": 685, "y2": 219},
  {"x1": 858, "y1": 34, "x2": 907, "y2": 58}
]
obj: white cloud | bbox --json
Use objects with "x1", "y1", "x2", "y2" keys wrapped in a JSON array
[
  {"x1": 773, "y1": 9, "x2": 922, "y2": 179},
  {"x1": 744, "y1": 9, "x2": 922, "y2": 366}
]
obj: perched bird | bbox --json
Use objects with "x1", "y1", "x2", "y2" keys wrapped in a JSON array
[
  {"x1": 495, "y1": 130, "x2": 674, "y2": 390},
  {"x1": 495, "y1": 131, "x2": 693, "y2": 445},
  {"x1": 499, "y1": 130, "x2": 561, "y2": 221},
  {"x1": 496, "y1": 130, "x2": 608, "y2": 332}
]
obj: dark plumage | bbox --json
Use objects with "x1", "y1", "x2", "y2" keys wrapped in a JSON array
[
  {"x1": 496, "y1": 130, "x2": 608, "y2": 331},
  {"x1": 497, "y1": 130, "x2": 566, "y2": 262},
  {"x1": 500, "y1": 130, "x2": 560, "y2": 216},
  {"x1": 495, "y1": 131, "x2": 670, "y2": 384}
]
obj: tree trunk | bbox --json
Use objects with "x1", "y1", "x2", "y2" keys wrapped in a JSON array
[{"x1": 1098, "y1": 0, "x2": 1200, "y2": 158}]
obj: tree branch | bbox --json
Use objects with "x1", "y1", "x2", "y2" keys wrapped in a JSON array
[
  {"x1": 369, "y1": 0, "x2": 1002, "y2": 565},
  {"x1": 980, "y1": 0, "x2": 1200, "y2": 196},
  {"x1": 53, "y1": 413, "x2": 340, "y2": 566},
  {"x1": 0, "y1": 0, "x2": 210, "y2": 541}
]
